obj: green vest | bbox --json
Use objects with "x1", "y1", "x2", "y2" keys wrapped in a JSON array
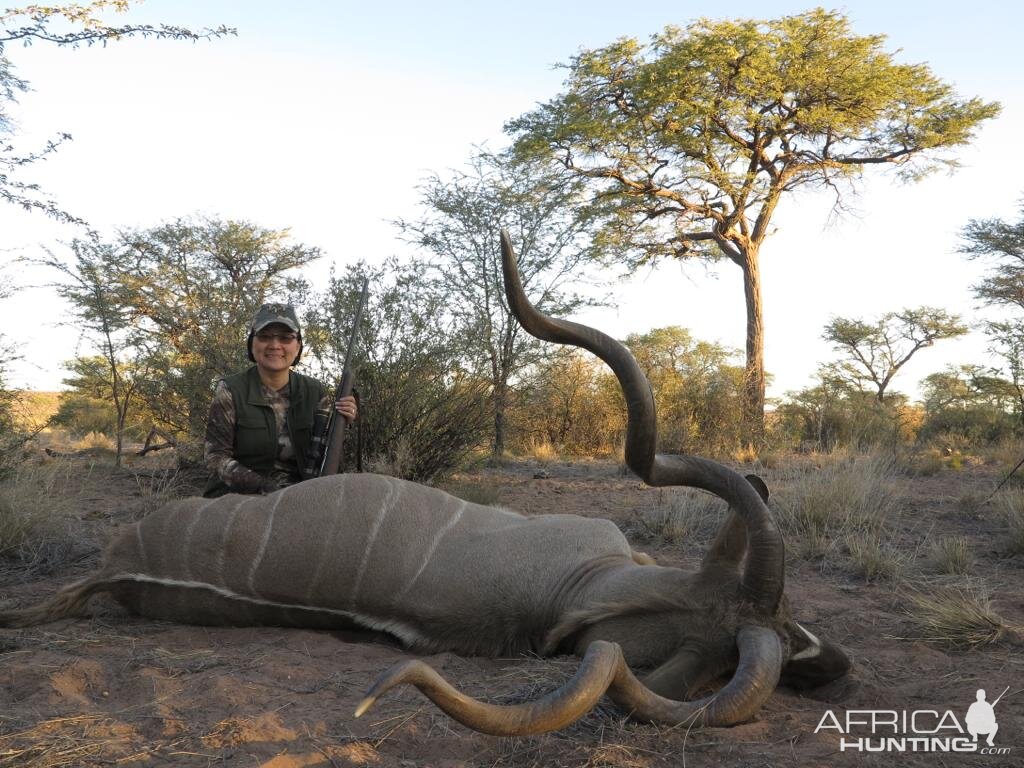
[{"x1": 204, "y1": 366, "x2": 325, "y2": 497}]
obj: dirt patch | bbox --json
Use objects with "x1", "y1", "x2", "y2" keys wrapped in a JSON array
[{"x1": 1, "y1": 459, "x2": 1022, "y2": 766}]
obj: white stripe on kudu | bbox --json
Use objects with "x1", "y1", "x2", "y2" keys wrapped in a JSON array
[
  {"x1": 134, "y1": 524, "x2": 148, "y2": 572},
  {"x1": 216, "y1": 495, "x2": 251, "y2": 585},
  {"x1": 305, "y1": 479, "x2": 346, "y2": 601},
  {"x1": 395, "y1": 499, "x2": 466, "y2": 601},
  {"x1": 113, "y1": 572, "x2": 428, "y2": 647},
  {"x1": 181, "y1": 497, "x2": 217, "y2": 581},
  {"x1": 247, "y1": 485, "x2": 290, "y2": 595},
  {"x1": 349, "y1": 477, "x2": 401, "y2": 609}
]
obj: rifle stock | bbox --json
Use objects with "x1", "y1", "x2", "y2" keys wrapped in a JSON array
[{"x1": 319, "y1": 277, "x2": 369, "y2": 477}]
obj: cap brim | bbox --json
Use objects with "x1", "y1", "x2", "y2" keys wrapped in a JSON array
[{"x1": 252, "y1": 318, "x2": 300, "y2": 333}]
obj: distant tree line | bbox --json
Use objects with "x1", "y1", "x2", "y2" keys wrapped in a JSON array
[{"x1": 1, "y1": 6, "x2": 1020, "y2": 474}]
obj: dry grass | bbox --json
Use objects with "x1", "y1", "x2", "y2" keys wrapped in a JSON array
[
  {"x1": 629, "y1": 487, "x2": 726, "y2": 545},
  {"x1": 0, "y1": 714, "x2": 111, "y2": 768},
  {"x1": 127, "y1": 467, "x2": 189, "y2": 520},
  {"x1": 925, "y1": 535, "x2": 973, "y2": 575},
  {"x1": 70, "y1": 431, "x2": 117, "y2": 453},
  {"x1": 901, "y1": 451, "x2": 948, "y2": 477},
  {"x1": 520, "y1": 438, "x2": 559, "y2": 463},
  {"x1": 976, "y1": 439, "x2": 1024, "y2": 469},
  {"x1": 365, "y1": 436, "x2": 415, "y2": 478},
  {"x1": 731, "y1": 443, "x2": 759, "y2": 464},
  {"x1": 903, "y1": 584, "x2": 1018, "y2": 649},
  {"x1": 440, "y1": 478, "x2": 503, "y2": 507},
  {"x1": 991, "y1": 488, "x2": 1024, "y2": 555},
  {"x1": 0, "y1": 460, "x2": 80, "y2": 572},
  {"x1": 771, "y1": 453, "x2": 901, "y2": 561},
  {"x1": 844, "y1": 533, "x2": 906, "y2": 582}
]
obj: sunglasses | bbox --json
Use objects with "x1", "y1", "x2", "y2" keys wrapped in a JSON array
[{"x1": 255, "y1": 331, "x2": 299, "y2": 344}]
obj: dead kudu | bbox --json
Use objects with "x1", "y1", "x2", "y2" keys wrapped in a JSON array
[{"x1": 0, "y1": 231, "x2": 850, "y2": 735}]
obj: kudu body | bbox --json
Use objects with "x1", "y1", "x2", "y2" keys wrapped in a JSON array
[{"x1": 0, "y1": 232, "x2": 850, "y2": 734}]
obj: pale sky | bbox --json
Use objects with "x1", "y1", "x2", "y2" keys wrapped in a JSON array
[{"x1": 1, "y1": 0, "x2": 1021, "y2": 400}]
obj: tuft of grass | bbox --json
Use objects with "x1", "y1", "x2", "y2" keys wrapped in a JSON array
[
  {"x1": 904, "y1": 585, "x2": 1017, "y2": 649},
  {"x1": 129, "y1": 467, "x2": 189, "y2": 519},
  {"x1": 631, "y1": 487, "x2": 726, "y2": 545},
  {"x1": 0, "y1": 460, "x2": 78, "y2": 572},
  {"x1": 992, "y1": 488, "x2": 1024, "y2": 555},
  {"x1": 926, "y1": 536, "x2": 973, "y2": 576},
  {"x1": 845, "y1": 533, "x2": 906, "y2": 582},
  {"x1": 772, "y1": 453, "x2": 901, "y2": 561},
  {"x1": 956, "y1": 490, "x2": 987, "y2": 514},
  {"x1": 523, "y1": 438, "x2": 558, "y2": 463}
]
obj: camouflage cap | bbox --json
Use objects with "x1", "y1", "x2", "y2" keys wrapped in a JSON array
[{"x1": 250, "y1": 303, "x2": 301, "y2": 335}]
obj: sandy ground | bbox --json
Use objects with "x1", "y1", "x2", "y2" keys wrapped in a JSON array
[{"x1": 0, "y1": 455, "x2": 1021, "y2": 767}]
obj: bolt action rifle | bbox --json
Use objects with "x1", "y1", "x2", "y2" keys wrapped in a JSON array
[{"x1": 305, "y1": 277, "x2": 369, "y2": 478}]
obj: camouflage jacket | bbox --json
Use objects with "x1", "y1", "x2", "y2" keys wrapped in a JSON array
[{"x1": 203, "y1": 367, "x2": 330, "y2": 496}]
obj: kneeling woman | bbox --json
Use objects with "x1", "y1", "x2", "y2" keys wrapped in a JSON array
[{"x1": 203, "y1": 303, "x2": 357, "y2": 497}]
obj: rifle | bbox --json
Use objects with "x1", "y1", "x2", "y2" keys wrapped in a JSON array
[
  {"x1": 991, "y1": 686, "x2": 1010, "y2": 708},
  {"x1": 306, "y1": 277, "x2": 369, "y2": 478}
]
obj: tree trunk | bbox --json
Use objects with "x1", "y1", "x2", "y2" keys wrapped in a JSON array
[
  {"x1": 491, "y1": 383, "x2": 507, "y2": 459},
  {"x1": 740, "y1": 250, "x2": 766, "y2": 439}
]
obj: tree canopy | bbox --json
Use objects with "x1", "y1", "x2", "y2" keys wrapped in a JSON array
[
  {"x1": 394, "y1": 152, "x2": 599, "y2": 457},
  {"x1": 507, "y1": 7, "x2": 1000, "y2": 433},
  {"x1": 959, "y1": 199, "x2": 1024, "y2": 422},
  {"x1": 822, "y1": 307, "x2": 969, "y2": 402},
  {"x1": 42, "y1": 217, "x2": 317, "y2": 452}
]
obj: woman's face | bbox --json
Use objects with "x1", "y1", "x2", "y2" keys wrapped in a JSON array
[{"x1": 252, "y1": 323, "x2": 300, "y2": 373}]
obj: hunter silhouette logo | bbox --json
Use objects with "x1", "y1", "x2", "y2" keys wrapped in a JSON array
[
  {"x1": 815, "y1": 685, "x2": 1013, "y2": 755},
  {"x1": 966, "y1": 687, "x2": 1008, "y2": 748}
]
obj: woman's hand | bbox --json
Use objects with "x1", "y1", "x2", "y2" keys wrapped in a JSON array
[{"x1": 335, "y1": 395, "x2": 358, "y2": 423}]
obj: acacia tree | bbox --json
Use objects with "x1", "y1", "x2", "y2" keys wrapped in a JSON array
[
  {"x1": 41, "y1": 240, "x2": 148, "y2": 465},
  {"x1": 508, "y1": 8, "x2": 1000, "y2": 433},
  {"x1": 1, "y1": 2, "x2": 231, "y2": 223},
  {"x1": 959, "y1": 201, "x2": 1024, "y2": 420},
  {"x1": 822, "y1": 307, "x2": 968, "y2": 402},
  {"x1": 395, "y1": 152, "x2": 598, "y2": 458},
  {"x1": 47, "y1": 218, "x2": 318, "y2": 451}
]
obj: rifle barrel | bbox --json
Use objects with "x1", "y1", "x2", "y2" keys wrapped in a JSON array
[
  {"x1": 992, "y1": 685, "x2": 1010, "y2": 707},
  {"x1": 319, "y1": 278, "x2": 369, "y2": 476}
]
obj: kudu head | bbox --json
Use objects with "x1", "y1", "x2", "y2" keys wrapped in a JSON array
[{"x1": 355, "y1": 231, "x2": 850, "y2": 734}]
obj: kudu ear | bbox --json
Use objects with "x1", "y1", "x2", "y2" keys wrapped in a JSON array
[
  {"x1": 702, "y1": 476, "x2": 770, "y2": 568},
  {"x1": 745, "y1": 474, "x2": 770, "y2": 503}
]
